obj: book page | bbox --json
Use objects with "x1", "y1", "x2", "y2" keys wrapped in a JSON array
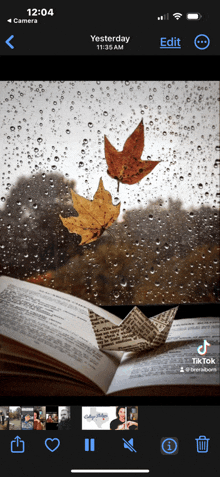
[
  {"x1": 0, "y1": 276, "x2": 122, "y2": 394},
  {"x1": 107, "y1": 318, "x2": 220, "y2": 394}
]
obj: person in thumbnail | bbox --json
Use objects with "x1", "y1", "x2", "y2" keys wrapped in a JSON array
[
  {"x1": 46, "y1": 414, "x2": 53, "y2": 423},
  {"x1": 110, "y1": 407, "x2": 126, "y2": 430},
  {"x1": 34, "y1": 410, "x2": 43, "y2": 430},
  {"x1": 58, "y1": 407, "x2": 71, "y2": 430},
  {"x1": 60, "y1": 408, "x2": 69, "y2": 421},
  {"x1": 22, "y1": 414, "x2": 33, "y2": 430},
  {"x1": 110, "y1": 407, "x2": 138, "y2": 430}
]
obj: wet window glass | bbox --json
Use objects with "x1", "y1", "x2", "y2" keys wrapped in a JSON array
[{"x1": 0, "y1": 81, "x2": 219, "y2": 305}]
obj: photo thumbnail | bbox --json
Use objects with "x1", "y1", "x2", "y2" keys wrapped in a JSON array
[{"x1": 82, "y1": 406, "x2": 138, "y2": 430}]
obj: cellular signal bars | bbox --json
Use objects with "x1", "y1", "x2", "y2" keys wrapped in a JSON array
[{"x1": 157, "y1": 13, "x2": 169, "y2": 20}]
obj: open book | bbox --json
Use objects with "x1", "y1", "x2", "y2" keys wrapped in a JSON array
[{"x1": 0, "y1": 276, "x2": 219, "y2": 396}]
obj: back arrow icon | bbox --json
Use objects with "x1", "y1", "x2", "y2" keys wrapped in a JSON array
[{"x1": 5, "y1": 35, "x2": 14, "y2": 49}]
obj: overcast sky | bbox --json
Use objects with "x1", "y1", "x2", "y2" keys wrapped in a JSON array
[{"x1": 0, "y1": 81, "x2": 219, "y2": 216}]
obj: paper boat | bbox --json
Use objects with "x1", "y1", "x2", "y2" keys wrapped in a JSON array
[{"x1": 89, "y1": 306, "x2": 178, "y2": 352}]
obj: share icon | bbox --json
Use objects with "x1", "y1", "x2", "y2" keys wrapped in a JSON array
[{"x1": 122, "y1": 438, "x2": 137, "y2": 452}]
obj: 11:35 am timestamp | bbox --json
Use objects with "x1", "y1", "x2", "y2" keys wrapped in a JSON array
[{"x1": 96, "y1": 44, "x2": 124, "y2": 50}]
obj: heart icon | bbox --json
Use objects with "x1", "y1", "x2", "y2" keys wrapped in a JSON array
[{"x1": 45, "y1": 438, "x2": 60, "y2": 452}]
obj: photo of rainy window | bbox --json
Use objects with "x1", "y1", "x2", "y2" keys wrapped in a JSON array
[{"x1": 0, "y1": 81, "x2": 219, "y2": 305}]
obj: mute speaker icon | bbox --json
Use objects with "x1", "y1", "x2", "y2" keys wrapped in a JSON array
[{"x1": 122, "y1": 438, "x2": 137, "y2": 452}]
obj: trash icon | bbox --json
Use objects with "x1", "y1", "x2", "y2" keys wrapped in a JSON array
[{"x1": 195, "y1": 436, "x2": 210, "y2": 453}]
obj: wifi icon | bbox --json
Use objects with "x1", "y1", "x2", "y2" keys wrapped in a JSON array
[{"x1": 173, "y1": 12, "x2": 182, "y2": 20}]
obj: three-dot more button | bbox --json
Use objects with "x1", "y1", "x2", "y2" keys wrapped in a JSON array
[{"x1": 194, "y1": 34, "x2": 210, "y2": 50}]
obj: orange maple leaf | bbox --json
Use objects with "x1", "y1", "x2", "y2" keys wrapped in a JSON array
[
  {"x1": 59, "y1": 178, "x2": 120, "y2": 245},
  {"x1": 104, "y1": 119, "x2": 159, "y2": 185}
]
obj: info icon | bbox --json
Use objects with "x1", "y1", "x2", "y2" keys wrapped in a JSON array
[{"x1": 160, "y1": 437, "x2": 179, "y2": 455}]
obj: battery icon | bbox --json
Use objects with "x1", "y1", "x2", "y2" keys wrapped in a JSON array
[{"x1": 186, "y1": 12, "x2": 202, "y2": 20}]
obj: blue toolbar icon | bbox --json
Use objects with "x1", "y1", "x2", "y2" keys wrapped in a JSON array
[
  {"x1": 195, "y1": 436, "x2": 210, "y2": 453},
  {"x1": 160, "y1": 437, "x2": 179, "y2": 455},
  {"x1": 84, "y1": 438, "x2": 95, "y2": 451},
  {"x1": 11, "y1": 436, "x2": 25, "y2": 453},
  {"x1": 123, "y1": 438, "x2": 137, "y2": 453},
  {"x1": 45, "y1": 438, "x2": 60, "y2": 452}
]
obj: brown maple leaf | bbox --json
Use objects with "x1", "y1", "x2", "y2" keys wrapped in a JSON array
[
  {"x1": 104, "y1": 119, "x2": 160, "y2": 185},
  {"x1": 59, "y1": 178, "x2": 120, "y2": 245}
]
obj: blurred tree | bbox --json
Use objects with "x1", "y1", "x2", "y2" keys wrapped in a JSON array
[{"x1": 0, "y1": 173, "x2": 219, "y2": 304}]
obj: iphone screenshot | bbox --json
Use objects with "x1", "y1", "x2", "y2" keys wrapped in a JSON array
[{"x1": 0, "y1": 4, "x2": 219, "y2": 476}]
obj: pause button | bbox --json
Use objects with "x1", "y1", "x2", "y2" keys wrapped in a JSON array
[{"x1": 85, "y1": 438, "x2": 95, "y2": 451}]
